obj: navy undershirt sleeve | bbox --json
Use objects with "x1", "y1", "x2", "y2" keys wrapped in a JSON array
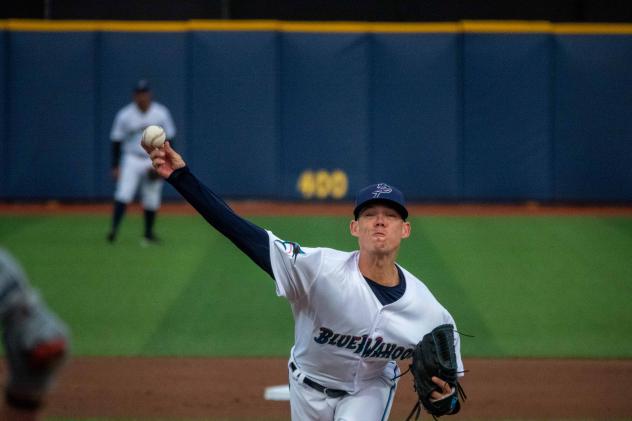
[{"x1": 167, "y1": 166, "x2": 273, "y2": 278}]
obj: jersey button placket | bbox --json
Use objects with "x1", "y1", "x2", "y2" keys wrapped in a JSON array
[{"x1": 353, "y1": 309, "x2": 383, "y2": 390}]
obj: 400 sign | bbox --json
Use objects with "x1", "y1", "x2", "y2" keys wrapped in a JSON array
[{"x1": 297, "y1": 170, "x2": 349, "y2": 199}]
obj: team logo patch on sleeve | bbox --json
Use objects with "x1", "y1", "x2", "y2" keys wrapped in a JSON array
[{"x1": 275, "y1": 240, "x2": 305, "y2": 262}]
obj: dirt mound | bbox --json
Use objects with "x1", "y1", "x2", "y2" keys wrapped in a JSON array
[{"x1": 3, "y1": 356, "x2": 628, "y2": 420}]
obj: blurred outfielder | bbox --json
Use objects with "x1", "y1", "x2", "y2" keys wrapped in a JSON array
[
  {"x1": 107, "y1": 79, "x2": 176, "y2": 246},
  {"x1": 0, "y1": 249, "x2": 70, "y2": 419}
]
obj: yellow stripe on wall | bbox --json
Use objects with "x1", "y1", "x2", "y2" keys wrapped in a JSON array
[
  {"x1": 188, "y1": 20, "x2": 279, "y2": 31},
  {"x1": 279, "y1": 21, "x2": 460, "y2": 33},
  {"x1": 0, "y1": 19, "x2": 189, "y2": 32},
  {"x1": 554, "y1": 23, "x2": 632, "y2": 34},
  {"x1": 461, "y1": 20, "x2": 553, "y2": 33},
  {"x1": 1, "y1": 19, "x2": 632, "y2": 35}
]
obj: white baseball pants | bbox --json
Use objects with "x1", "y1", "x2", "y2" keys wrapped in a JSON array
[
  {"x1": 114, "y1": 153, "x2": 163, "y2": 210},
  {"x1": 288, "y1": 361, "x2": 398, "y2": 421}
]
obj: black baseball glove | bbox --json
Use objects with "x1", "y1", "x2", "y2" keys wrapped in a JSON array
[
  {"x1": 406, "y1": 324, "x2": 466, "y2": 420},
  {"x1": 147, "y1": 168, "x2": 161, "y2": 181}
]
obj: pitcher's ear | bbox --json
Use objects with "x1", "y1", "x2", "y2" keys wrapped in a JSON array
[
  {"x1": 402, "y1": 221, "x2": 411, "y2": 239},
  {"x1": 350, "y1": 220, "x2": 359, "y2": 237}
]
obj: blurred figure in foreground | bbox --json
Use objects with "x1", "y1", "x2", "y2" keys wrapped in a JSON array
[{"x1": 0, "y1": 249, "x2": 70, "y2": 420}]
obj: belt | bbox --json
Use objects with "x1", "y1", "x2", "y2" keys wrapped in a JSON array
[{"x1": 290, "y1": 362, "x2": 348, "y2": 398}]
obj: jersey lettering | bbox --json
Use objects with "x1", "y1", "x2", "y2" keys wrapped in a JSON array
[
  {"x1": 314, "y1": 327, "x2": 333, "y2": 344},
  {"x1": 362, "y1": 337, "x2": 383, "y2": 358},
  {"x1": 391, "y1": 346, "x2": 405, "y2": 359},
  {"x1": 377, "y1": 343, "x2": 397, "y2": 359},
  {"x1": 346, "y1": 336, "x2": 362, "y2": 350},
  {"x1": 354, "y1": 335, "x2": 369, "y2": 354},
  {"x1": 313, "y1": 326, "x2": 413, "y2": 361},
  {"x1": 335, "y1": 335, "x2": 352, "y2": 348},
  {"x1": 400, "y1": 349, "x2": 414, "y2": 359},
  {"x1": 369, "y1": 342, "x2": 386, "y2": 358}
]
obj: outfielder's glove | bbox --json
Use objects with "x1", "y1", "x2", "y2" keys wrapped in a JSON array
[
  {"x1": 0, "y1": 249, "x2": 70, "y2": 410},
  {"x1": 147, "y1": 168, "x2": 161, "y2": 181},
  {"x1": 406, "y1": 324, "x2": 466, "y2": 420}
]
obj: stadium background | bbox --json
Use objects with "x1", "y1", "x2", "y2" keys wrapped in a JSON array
[
  {"x1": 1, "y1": 1, "x2": 632, "y2": 420},
  {"x1": 1, "y1": 20, "x2": 631, "y2": 202}
]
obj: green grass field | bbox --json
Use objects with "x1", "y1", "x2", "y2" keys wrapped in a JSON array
[{"x1": 1, "y1": 213, "x2": 631, "y2": 358}]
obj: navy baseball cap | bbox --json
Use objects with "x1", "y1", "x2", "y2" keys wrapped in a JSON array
[
  {"x1": 353, "y1": 183, "x2": 408, "y2": 220},
  {"x1": 133, "y1": 79, "x2": 151, "y2": 92}
]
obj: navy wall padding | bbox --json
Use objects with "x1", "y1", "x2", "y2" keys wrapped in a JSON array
[
  {"x1": 7, "y1": 32, "x2": 97, "y2": 199},
  {"x1": 0, "y1": 32, "x2": 6, "y2": 198},
  {"x1": 553, "y1": 35, "x2": 632, "y2": 202},
  {"x1": 0, "y1": 27, "x2": 630, "y2": 203},
  {"x1": 280, "y1": 33, "x2": 371, "y2": 198},
  {"x1": 370, "y1": 33, "x2": 461, "y2": 200},
  {"x1": 463, "y1": 33, "x2": 553, "y2": 201},
  {"x1": 188, "y1": 31, "x2": 280, "y2": 198}
]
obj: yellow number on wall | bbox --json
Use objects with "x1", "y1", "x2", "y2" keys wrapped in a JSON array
[{"x1": 297, "y1": 169, "x2": 348, "y2": 199}]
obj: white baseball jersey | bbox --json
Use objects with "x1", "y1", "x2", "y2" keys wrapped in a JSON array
[
  {"x1": 110, "y1": 102, "x2": 176, "y2": 157},
  {"x1": 110, "y1": 102, "x2": 176, "y2": 207},
  {"x1": 267, "y1": 232, "x2": 464, "y2": 393}
]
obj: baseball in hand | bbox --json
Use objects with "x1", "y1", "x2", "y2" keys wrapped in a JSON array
[{"x1": 141, "y1": 125, "x2": 166, "y2": 149}]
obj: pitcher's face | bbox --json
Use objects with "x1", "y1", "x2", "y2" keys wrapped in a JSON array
[{"x1": 351, "y1": 204, "x2": 410, "y2": 255}]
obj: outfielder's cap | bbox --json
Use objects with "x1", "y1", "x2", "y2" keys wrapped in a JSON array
[
  {"x1": 353, "y1": 183, "x2": 408, "y2": 220},
  {"x1": 133, "y1": 79, "x2": 151, "y2": 92}
]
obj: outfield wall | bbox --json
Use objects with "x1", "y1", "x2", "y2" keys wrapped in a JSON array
[{"x1": 1, "y1": 20, "x2": 631, "y2": 202}]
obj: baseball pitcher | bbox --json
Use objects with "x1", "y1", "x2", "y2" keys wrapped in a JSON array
[{"x1": 144, "y1": 141, "x2": 465, "y2": 421}]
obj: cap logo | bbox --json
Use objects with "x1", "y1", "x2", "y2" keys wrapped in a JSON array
[{"x1": 372, "y1": 183, "x2": 393, "y2": 198}]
